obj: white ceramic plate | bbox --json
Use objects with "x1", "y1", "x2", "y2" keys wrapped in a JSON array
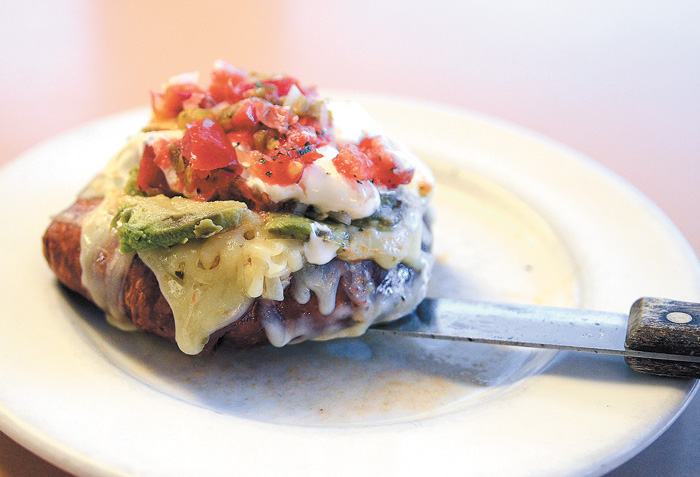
[{"x1": 1, "y1": 94, "x2": 699, "y2": 477}]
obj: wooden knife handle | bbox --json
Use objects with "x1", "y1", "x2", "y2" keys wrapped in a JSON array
[{"x1": 625, "y1": 297, "x2": 700, "y2": 378}]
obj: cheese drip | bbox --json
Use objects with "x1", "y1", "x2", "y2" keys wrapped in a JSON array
[
  {"x1": 341, "y1": 191, "x2": 428, "y2": 271},
  {"x1": 80, "y1": 191, "x2": 136, "y2": 330},
  {"x1": 266, "y1": 252, "x2": 434, "y2": 347},
  {"x1": 137, "y1": 218, "x2": 305, "y2": 355},
  {"x1": 134, "y1": 203, "x2": 429, "y2": 354}
]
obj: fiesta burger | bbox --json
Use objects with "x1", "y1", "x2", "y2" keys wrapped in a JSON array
[{"x1": 43, "y1": 61, "x2": 435, "y2": 355}]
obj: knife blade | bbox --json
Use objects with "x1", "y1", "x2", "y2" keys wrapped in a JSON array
[{"x1": 369, "y1": 297, "x2": 700, "y2": 379}]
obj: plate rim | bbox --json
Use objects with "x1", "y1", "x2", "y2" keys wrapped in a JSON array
[{"x1": 1, "y1": 94, "x2": 699, "y2": 476}]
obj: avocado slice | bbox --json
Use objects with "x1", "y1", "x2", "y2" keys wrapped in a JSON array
[
  {"x1": 113, "y1": 195, "x2": 250, "y2": 253},
  {"x1": 351, "y1": 191, "x2": 404, "y2": 231},
  {"x1": 264, "y1": 214, "x2": 349, "y2": 248}
]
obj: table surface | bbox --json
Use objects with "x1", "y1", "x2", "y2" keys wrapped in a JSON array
[{"x1": 2, "y1": 1, "x2": 699, "y2": 475}]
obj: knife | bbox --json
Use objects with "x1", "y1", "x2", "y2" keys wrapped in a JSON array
[{"x1": 369, "y1": 297, "x2": 700, "y2": 379}]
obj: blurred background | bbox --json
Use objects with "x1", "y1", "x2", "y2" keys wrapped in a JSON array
[{"x1": 1, "y1": 1, "x2": 699, "y2": 475}]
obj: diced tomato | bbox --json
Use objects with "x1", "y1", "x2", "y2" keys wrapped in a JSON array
[
  {"x1": 297, "y1": 116, "x2": 332, "y2": 144},
  {"x1": 332, "y1": 144, "x2": 373, "y2": 182},
  {"x1": 227, "y1": 98, "x2": 294, "y2": 133},
  {"x1": 209, "y1": 64, "x2": 248, "y2": 103},
  {"x1": 261, "y1": 77, "x2": 298, "y2": 99},
  {"x1": 284, "y1": 123, "x2": 318, "y2": 149},
  {"x1": 229, "y1": 100, "x2": 258, "y2": 129},
  {"x1": 227, "y1": 130, "x2": 256, "y2": 150},
  {"x1": 248, "y1": 144, "x2": 323, "y2": 186},
  {"x1": 151, "y1": 82, "x2": 209, "y2": 120},
  {"x1": 297, "y1": 146, "x2": 323, "y2": 164},
  {"x1": 379, "y1": 164, "x2": 414, "y2": 189},
  {"x1": 151, "y1": 137, "x2": 175, "y2": 169},
  {"x1": 210, "y1": 61, "x2": 319, "y2": 105},
  {"x1": 262, "y1": 76, "x2": 320, "y2": 101},
  {"x1": 184, "y1": 169, "x2": 239, "y2": 201},
  {"x1": 182, "y1": 119, "x2": 241, "y2": 172},
  {"x1": 254, "y1": 99, "x2": 295, "y2": 132},
  {"x1": 250, "y1": 149, "x2": 305, "y2": 186},
  {"x1": 136, "y1": 145, "x2": 171, "y2": 195},
  {"x1": 283, "y1": 142, "x2": 323, "y2": 165},
  {"x1": 359, "y1": 137, "x2": 414, "y2": 189},
  {"x1": 331, "y1": 137, "x2": 414, "y2": 188}
]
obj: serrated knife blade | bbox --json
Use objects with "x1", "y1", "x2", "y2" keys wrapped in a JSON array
[{"x1": 369, "y1": 297, "x2": 700, "y2": 378}]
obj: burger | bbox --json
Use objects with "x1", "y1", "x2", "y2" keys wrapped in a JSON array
[{"x1": 43, "y1": 61, "x2": 434, "y2": 355}]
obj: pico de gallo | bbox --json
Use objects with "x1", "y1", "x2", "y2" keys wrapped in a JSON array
[{"x1": 135, "y1": 62, "x2": 414, "y2": 204}]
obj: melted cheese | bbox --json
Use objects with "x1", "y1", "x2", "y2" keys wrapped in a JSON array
[
  {"x1": 284, "y1": 257, "x2": 433, "y2": 344},
  {"x1": 77, "y1": 101, "x2": 434, "y2": 354},
  {"x1": 131, "y1": 205, "x2": 430, "y2": 354},
  {"x1": 80, "y1": 190, "x2": 136, "y2": 331},
  {"x1": 304, "y1": 223, "x2": 341, "y2": 265},
  {"x1": 339, "y1": 192, "x2": 427, "y2": 271},
  {"x1": 137, "y1": 219, "x2": 306, "y2": 354}
]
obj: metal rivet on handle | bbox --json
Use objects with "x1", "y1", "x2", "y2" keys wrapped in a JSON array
[{"x1": 666, "y1": 312, "x2": 693, "y2": 324}]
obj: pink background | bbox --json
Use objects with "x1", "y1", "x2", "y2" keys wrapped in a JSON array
[{"x1": 1, "y1": 2, "x2": 698, "y2": 475}]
